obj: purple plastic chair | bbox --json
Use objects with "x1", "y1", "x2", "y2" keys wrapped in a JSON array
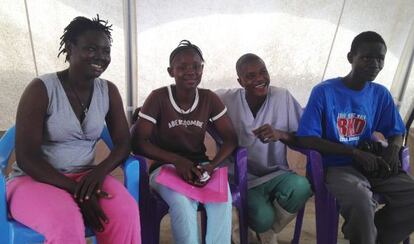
[
  {"x1": 290, "y1": 146, "x2": 411, "y2": 244},
  {"x1": 135, "y1": 123, "x2": 248, "y2": 244}
]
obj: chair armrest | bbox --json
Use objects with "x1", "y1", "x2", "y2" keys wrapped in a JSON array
[
  {"x1": 401, "y1": 146, "x2": 410, "y2": 172},
  {"x1": 130, "y1": 155, "x2": 151, "y2": 206},
  {"x1": 0, "y1": 172, "x2": 8, "y2": 230},
  {"x1": 121, "y1": 155, "x2": 140, "y2": 203},
  {"x1": 289, "y1": 146, "x2": 325, "y2": 193},
  {"x1": 233, "y1": 147, "x2": 247, "y2": 188}
]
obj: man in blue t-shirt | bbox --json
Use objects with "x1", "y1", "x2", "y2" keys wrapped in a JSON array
[{"x1": 297, "y1": 31, "x2": 414, "y2": 244}]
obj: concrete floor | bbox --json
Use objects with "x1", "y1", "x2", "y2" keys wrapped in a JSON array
[{"x1": 157, "y1": 197, "x2": 414, "y2": 244}]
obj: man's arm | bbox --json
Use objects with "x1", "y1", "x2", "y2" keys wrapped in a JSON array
[
  {"x1": 297, "y1": 136, "x2": 384, "y2": 172},
  {"x1": 252, "y1": 124, "x2": 298, "y2": 146}
]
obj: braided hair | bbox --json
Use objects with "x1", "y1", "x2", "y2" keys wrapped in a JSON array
[
  {"x1": 169, "y1": 40, "x2": 204, "y2": 66},
  {"x1": 58, "y1": 15, "x2": 113, "y2": 61}
]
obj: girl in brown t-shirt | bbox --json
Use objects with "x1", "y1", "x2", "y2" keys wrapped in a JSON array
[{"x1": 132, "y1": 40, "x2": 237, "y2": 244}]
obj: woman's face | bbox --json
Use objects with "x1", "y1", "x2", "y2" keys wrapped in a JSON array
[
  {"x1": 168, "y1": 49, "x2": 204, "y2": 91},
  {"x1": 67, "y1": 30, "x2": 111, "y2": 79}
]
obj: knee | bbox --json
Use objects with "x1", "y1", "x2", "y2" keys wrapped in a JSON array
[
  {"x1": 282, "y1": 176, "x2": 312, "y2": 212},
  {"x1": 45, "y1": 211, "x2": 85, "y2": 240},
  {"x1": 340, "y1": 190, "x2": 375, "y2": 217},
  {"x1": 168, "y1": 196, "x2": 197, "y2": 220},
  {"x1": 105, "y1": 194, "x2": 140, "y2": 225},
  {"x1": 249, "y1": 205, "x2": 274, "y2": 233},
  {"x1": 290, "y1": 176, "x2": 312, "y2": 200}
]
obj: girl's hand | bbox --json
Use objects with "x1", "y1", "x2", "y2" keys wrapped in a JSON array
[
  {"x1": 174, "y1": 157, "x2": 201, "y2": 184},
  {"x1": 198, "y1": 163, "x2": 214, "y2": 176}
]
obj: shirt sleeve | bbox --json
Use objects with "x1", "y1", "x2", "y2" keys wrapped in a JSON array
[
  {"x1": 139, "y1": 90, "x2": 161, "y2": 124},
  {"x1": 297, "y1": 86, "x2": 324, "y2": 137},
  {"x1": 375, "y1": 89, "x2": 405, "y2": 138},
  {"x1": 209, "y1": 91, "x2": 227, "y2": 122},
  {"x1": 286, "y1": 90, "x2": 303, "y2": 132}
]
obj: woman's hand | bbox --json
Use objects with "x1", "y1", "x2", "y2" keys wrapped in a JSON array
[
  {"x1": 74, "y1": 168, "x2": 108, "y2": 202},
  {"x1": 78, "y1": 194, "x2": 108, "y2": 232}
]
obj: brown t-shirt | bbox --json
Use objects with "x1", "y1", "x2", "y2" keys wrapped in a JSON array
[{"x1": 139, "y1": 85, "x2": 227, "y2": 164}]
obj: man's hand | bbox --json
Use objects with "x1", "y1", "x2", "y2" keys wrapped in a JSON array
[
  {"x1": 380, "y1": 144, "x2": 401, "y2": 175},
  {"x1": 352, "y1": 148, "x2": 392, "y2": 178},
  {"x1": 352, "y1": 148, "x2": 381, "y2": 172},
  {"x1": 253, "y1": 124, "x2": 286, "y2": 143}
]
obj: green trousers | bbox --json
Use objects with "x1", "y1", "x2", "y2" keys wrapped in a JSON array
[{"x1": 248, "y1": 172, "x2": 312, "y2": 233}]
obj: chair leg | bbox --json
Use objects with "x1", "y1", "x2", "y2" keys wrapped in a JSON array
[
  {"x1": 403, "y1": 237, "x2": 410, "y2": 244},
  {"x1": 291, "y1": 206, "x2": 305, "y2": 244},
  {"x1": 237, "y1": 203, "x2": 248, "y2": 244},
  {"x1": 200, "y1": 210, "x2": 207, "y2": 244},
  {"x1": 314, "y1": 192, "x2": 339, "y2": 244},
  {"x1": 91, "y1": 236, "x2": 97, "y2": 244}
]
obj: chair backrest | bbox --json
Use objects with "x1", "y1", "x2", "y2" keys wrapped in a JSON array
[
  {"x1": 0, "y1": 125, "x2": 114, "y2": 174},
  {"x1": 405, "y1": 107, "x2": 414, "y2": 146},
  {"x1": 0, "y1": 126, "x2": 16, "y2": 172}
]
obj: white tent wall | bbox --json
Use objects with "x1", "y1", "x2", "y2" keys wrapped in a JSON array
[
  {"x1": 1, "y1": 0, "x2": 414, "y2": 130},
  {"x1": 0, "y1": 0, "x2": 126, "y2": 130},
  {"x1": 137, "y1": 0, "x2": 414, "y2": 107}
]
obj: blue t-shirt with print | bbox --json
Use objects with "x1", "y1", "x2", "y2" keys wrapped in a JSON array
[{"x1": 297, "y1": 77, "x2": 405, "y2": 167}]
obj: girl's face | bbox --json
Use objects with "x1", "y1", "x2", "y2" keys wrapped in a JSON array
[
  {"x1": 168, "y1": 49, "x2": 204, "y2": 91},
  {"x1": 67, "y1": 30, "x2": 111, "y2": 79}
]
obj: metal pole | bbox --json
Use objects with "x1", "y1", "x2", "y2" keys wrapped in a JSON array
[
  {"x1": 123, "y1": 0, "x2": 138, "y2": 123},
  {"x1": 391, "y1": 20, "x2": 414, "y2": 110}
]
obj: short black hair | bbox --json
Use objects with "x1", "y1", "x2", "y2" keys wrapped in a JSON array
[
  {"x1": 58, "y1": 15, "x2": 113, "y2": 61},
  {"x1": 350, "y1": 31, "x2": 386, "y2": 54},
  {"x1": 169, "y1": 40, "x2": 204, "y2": 66},
  {"x1": 236, "y1": 53, "x2": 263, "y2": 76}
]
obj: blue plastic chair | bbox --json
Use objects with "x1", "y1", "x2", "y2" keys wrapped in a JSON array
[{"x1": 0, "y1": 125, "x2": 140, "y2": 244}]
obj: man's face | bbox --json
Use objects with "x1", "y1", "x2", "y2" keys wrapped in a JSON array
[
  {"x1": 349, "y1": 42, "x2": 387, "y2": 82},
  {"x1": 237, "y1": 59, "x2": 270, "y2": 98}
]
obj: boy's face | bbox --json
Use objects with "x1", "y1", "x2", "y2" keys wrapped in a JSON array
[
  {"x1": 237, "y1": 59, "x2": 270, "y2": 98},
  {"x1": 348, "y1": 42, "x2": 386, "y2": 82}
]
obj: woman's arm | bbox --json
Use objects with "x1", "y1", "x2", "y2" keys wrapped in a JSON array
[{"x1": 15, "y1": 79, "x2": 77, "y2": 194}]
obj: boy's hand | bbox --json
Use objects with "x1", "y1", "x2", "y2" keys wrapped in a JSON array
[{"x1": 253, "y1": 124, "x2": 285, "y2": 143}]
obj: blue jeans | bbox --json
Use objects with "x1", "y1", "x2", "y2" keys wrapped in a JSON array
[{"x1": 150, "y1": 165, "x2": 232, "y2": 244}]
